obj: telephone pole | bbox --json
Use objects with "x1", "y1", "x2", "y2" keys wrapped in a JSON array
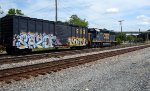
[
  {"x1": 55, "y1": 0, "x2": 58, "y2": 22},
  {"x1": 118, "y1": 20, "x2": 124, "y2": 33}
]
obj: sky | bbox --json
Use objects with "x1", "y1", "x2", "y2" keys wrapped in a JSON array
[{"x1": 0, "y1": 0, "x2": 150, "y2": 32}]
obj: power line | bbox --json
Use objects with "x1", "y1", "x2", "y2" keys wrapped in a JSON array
[{"x1": 26, "y1": 6, "x2": 53, "y2": 15}]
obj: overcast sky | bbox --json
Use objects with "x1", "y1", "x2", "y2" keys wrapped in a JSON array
[{"x1": 0, "y1": 0, "x2": 150, "y2": 32}]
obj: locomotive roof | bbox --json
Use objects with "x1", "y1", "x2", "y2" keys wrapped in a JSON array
[{"x1": 89, "y1": 28, "x2": 115, "y2": 33}]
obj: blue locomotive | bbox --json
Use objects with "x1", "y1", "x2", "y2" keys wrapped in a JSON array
[{"x1": 88, "y1": 28, "x2": 116, "y2": 48}]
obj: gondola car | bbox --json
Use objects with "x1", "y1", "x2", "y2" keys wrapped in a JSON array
[{"x1": 0, "y1": 15, "x2": 88, "y2": 54}]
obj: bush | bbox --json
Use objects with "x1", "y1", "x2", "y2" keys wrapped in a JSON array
[{"x1": 116, "y1": 38, "x2": 122, "y2": 45}]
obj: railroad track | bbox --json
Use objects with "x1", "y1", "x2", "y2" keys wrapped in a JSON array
[
  {"x1": 0, "y1": 43, "x2": 145, "y2": 65},
  {"x1": 0, "y1": 44, "x2": 149, "y2": 84}
]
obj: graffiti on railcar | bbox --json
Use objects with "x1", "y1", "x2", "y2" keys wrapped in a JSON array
[
  {"x1": 68, "y1": 37, "x2": 87, "y2": 46},
  {"x1": 13, "y1": 32, "x2": 61, "y2": 49}
]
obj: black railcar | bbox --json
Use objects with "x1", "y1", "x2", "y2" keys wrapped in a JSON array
[
  {"x1": 54, "y1": 22, "x2": 88, "y2": 48},
  {"x1": 1, "y1": 15, "x2": 88, "y2": 54}
]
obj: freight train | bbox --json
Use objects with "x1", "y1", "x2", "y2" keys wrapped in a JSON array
[{"x1": 0, "y1": 15, "x2": 116, "y2": 54}]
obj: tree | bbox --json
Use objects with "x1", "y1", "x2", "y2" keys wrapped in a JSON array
[
  {"x1": 147, "y1": 29, "x2": 150, "y2": 31},
  {"x1": 7, "y1": 8, "x2": 24, "y2": 15},
  {"x1": 115, "y1": 33, "x2": 126, "y2": 42},
  {"x1": 127, "y1": 35, "x2": 134, "y2": 42},
  {"x1": 67, "y1": 15, "x2": 88, "y2": 27},
  {"x1": 16, "y1": 9, "x2": 24, "y2": 15},
  {"x1": 116, "y1": 38, "x2": 121, "y2": 45}
]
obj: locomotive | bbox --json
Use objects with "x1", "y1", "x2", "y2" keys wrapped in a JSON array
[
  {"x1": 0, "y1": 15, "x2": 116, "y2": 54},
  {"x1": 88, "y1": 28, "x2": 116, "y2": 47}
]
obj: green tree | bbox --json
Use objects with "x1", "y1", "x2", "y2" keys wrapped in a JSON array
[
  {"x1": 16, "y1": 9, "x2": 24, "y2": 15},
  {"x1": 147, "y1": 29, "x2": 150, "y2": 31},
  {"x1": 7, "y1": 8, "x2": 24, "y2": 15},
  {"x1": 67, "y1": 15, "x2": 88, "y2": 27},
  {"x1": 127, "y1": 35, "x2": 134, "y2": 42},
  {"x1": 115, "y1": 33, "x2": 126, "y2": 42},
  {"x1": 116, "y1": 38, "x2": 121, "y2": 45}
]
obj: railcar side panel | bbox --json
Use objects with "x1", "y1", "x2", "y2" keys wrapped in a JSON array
[
  {"x1": 13, "y1": 16, "x2": 57, "y2": 49},
  {"x1": 69, "y1": 26, "x2": 87, "y2": 47},
  {"x1": 1, "y1": 16, "x2": 13, "y2": 47},
  {"x1": 55, "y1": 23, "x2": 71, "y2": 46}
]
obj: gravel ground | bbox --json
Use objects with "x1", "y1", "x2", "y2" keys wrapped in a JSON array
[
  {"x1": 0, "y1": 45, "x2": 148, "y2": 70},
  {"x1": 0, "y1": 47, "x2": 150, "y2": 91}
]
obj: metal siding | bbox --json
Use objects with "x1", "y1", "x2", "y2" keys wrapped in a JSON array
[
  {"x1": 19, "y1": 17, "x2": 28, "y2": 33},
  {"x1": 13, "y1": 17, "x2": 19, "y2": 35},
  {"x1": 85, "y1": 28, "x2": 88, "y2": 40},
  {"x1": 72, "y1": 26, "x2": 76, "y2": 37},
  {"x1": 50, "y1": 23, "x2": 55, "y2": 34},
  {"x1": 36, "y1": 21, "x2": 43, "y2": 33},
  {"x1": 28, "y1": 19, "x2": 36, "y2": 33},
  {"x1": 1, "y1": 16, "x2": 13, "y2": 47},
  {"x1": 55, "y1": 24, "x2": 71, "y2": 45},
  {"x1": 43, "y1": 21, "x2": 49, "y2": 34},
  {"x1": 67, "y1": 25, "x2": 72, "y2": 37},
  {"x1": 11, "y1": 16, "x2": 57, "y2": 49}
]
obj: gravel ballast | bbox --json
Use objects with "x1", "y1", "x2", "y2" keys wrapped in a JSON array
[
  {"x1": 0, "y1": 45, "x2": 148, "y2": 70},
  {"x1": 0, "y1": 47, "x2": 150, "y2": 91}
]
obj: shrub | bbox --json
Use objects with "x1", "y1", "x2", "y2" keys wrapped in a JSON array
[{"x1": 116, "y1": 38, "x2": 122, "y2": 45}]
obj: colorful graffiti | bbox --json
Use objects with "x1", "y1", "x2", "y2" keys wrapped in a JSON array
[
  {"x1": 68, "y1": 37, "x2": 87, "y2": 46},
  {"x1": 13, "y1": 32, "x2": 61, "y2": 49},
  {"x1": 103, "y1": 33, "x2": 110, "y2": 40}
]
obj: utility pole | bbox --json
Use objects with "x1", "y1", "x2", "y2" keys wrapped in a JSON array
[
  {"x1": 0, "y1": 6, "x2": 4, "y2": 15},
  {"x1": 55, "y1": 0, "x2": 58, "y2": 22},
  {"x1": 139, "y1": 28, "x2": 141, "y2": 33},
  {"x1": 118, "y1": 20, "x2": 124, "y2": 33}
]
